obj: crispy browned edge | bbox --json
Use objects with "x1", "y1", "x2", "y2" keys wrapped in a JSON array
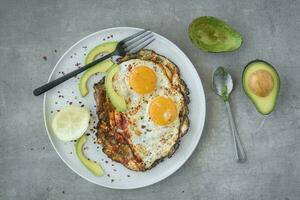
[
  {"x1": 94, "y1": 49, "x2": 190, "y2": 171},
  {"x1": 94, "y1": 80, "x2": 146, "y2": 171}
]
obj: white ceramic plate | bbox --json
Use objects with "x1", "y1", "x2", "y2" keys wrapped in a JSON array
[{"x1": 43, "y1": 27, "x2": 206, "y2": 189}]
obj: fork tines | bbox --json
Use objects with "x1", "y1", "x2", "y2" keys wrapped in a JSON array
[{"x1": 121, "y1": 29, "x2": 155, "y2": 54}]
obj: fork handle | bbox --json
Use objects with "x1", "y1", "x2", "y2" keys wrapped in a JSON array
[
  {"x1": 225, "y1": 101, "x2": 246, "y2": 163},
  {"x1": 33, "y1": 53, "x2": 113, "y2": 96}
]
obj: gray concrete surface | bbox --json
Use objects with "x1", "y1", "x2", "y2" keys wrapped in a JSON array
[{"x1": 1, "y1": 0, "x2": 300, "y2": 199}]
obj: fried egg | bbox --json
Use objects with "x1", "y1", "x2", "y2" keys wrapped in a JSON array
[{"x1": 112, "y1": 59, "x2": 185, "y2": 168}]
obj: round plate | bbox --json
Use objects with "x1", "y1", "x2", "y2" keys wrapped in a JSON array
[{"x1": 43, "y1": 27, "x2": 206, "y2": 189}]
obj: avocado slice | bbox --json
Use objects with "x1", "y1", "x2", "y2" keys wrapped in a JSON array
[
  {"x1": 242, "y1": 60, "x2": 280, "y2": 115},
  {"x1": 188, "y1": 16, "x2": 243, "y2": 52},
  {"x1": 79, "y1": 41, "x2": 117, "y2": 97},
  {"x1": 75, "y1": 135, "x2": 104, "y2": 176},
  {"x1": 105, "y1": 65, "x2": 127, "y2": 112},
  {"x1": 79, "y1": 60, "x2": 113, "y2": 96}
]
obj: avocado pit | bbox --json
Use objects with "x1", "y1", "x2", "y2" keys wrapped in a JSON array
[{"x1": 248, "y1": 70, "x2": 274, "y2": 97}]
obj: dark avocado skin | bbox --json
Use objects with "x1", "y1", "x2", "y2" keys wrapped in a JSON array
[{"x1": 242, "y1": 59, "x2": 280, "y2": 115}]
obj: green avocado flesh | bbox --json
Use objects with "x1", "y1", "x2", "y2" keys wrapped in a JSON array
[
  {"x1": 79, "y1": 41, "x2": 117, "y2": 97},
  {"x1": 242, "y1": 60, "x2": 280, "y2": 115},
  {"x1": 105, "y1": 65, "x2": 127, "y2": 112},
  {"x1": 188, "y1": 16, "x2": 243, "y2": 52},
  {"x1": 75, "y1": 135, "x2": 104, "y2": 176}
]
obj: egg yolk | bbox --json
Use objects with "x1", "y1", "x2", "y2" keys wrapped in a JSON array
[
  {"x1": 149, "y1": 96, "x2": 177, "y2": 126},
  {"x1": 129, "y1": 66, "x2": 157, "y2": 94}
]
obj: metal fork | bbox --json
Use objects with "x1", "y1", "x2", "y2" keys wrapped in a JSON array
[{"x1": 33, "y1": 29, "x2": 155, "y2": 96}]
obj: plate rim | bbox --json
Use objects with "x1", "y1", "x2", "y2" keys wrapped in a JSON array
[{"x1": 43, "y1": 27, "x2": 206, "y2": 189}]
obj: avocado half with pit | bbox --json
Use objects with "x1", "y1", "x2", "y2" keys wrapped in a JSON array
[
  {"x1": 242, "y1": 60, "x2": 280, "y2": 115},
  {"x1": 188, "y1": 16, "x2": 243, "y2": 52},
  {"x1": 79, "y1": 41, "x2": 117, "y2": 97}
]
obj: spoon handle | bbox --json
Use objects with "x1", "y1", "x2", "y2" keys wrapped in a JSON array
[{"x1": 225, "y1": 101, "x2": 246, "y2": 163}]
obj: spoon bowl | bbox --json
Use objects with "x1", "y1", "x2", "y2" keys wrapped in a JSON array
[{"x1": 212, "y1": 67, "x2": 233, "y2": 99}]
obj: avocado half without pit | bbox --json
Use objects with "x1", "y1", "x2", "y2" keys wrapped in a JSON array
[
  {"x1": 188, "y1": 16, "x2": 243, "y2": 52},
  {"x1": 242, "y1": 60, "x2": 280, "y2": 115}
]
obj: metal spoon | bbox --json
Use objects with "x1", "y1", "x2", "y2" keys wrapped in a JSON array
[{"x1": 212, "y1": 67, "x2": 246, "y2": 163}]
